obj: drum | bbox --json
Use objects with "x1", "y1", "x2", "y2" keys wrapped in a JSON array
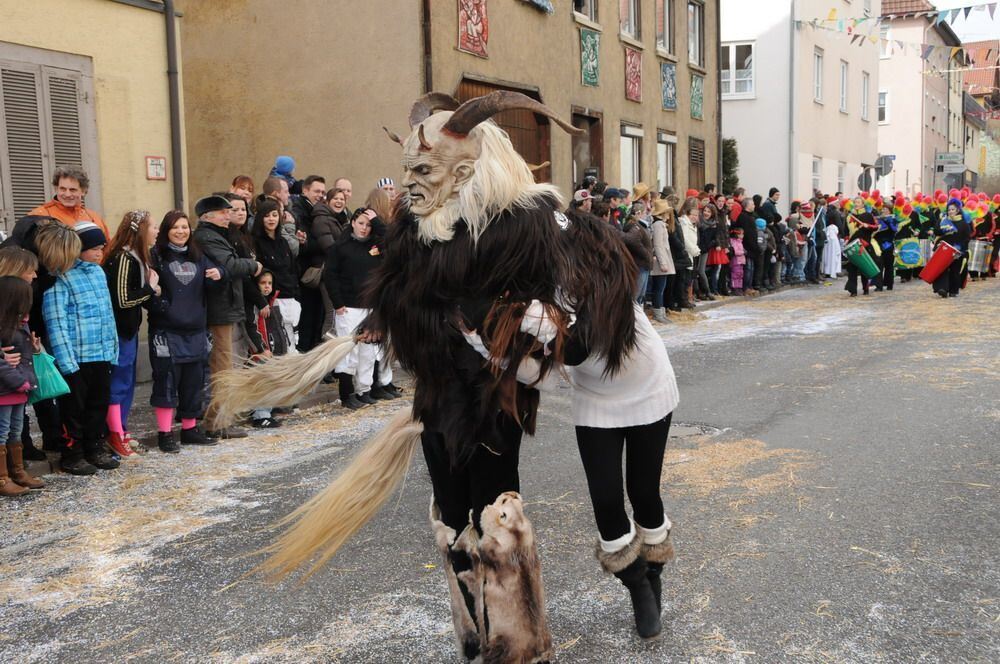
[
  {"x1": 845, "y1": 239, "x2": 880, "y2": 279},
  {"x1": 920, "y1": 242, "x2": 959, "y2": 284},
  {"x1": 894, "y1": 238, "x2": 925, "y2": 269},
  {"x1": 968, "y1": 239, "x2": 991, "y2": 273}
]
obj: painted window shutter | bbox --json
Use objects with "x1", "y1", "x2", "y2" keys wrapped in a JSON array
[
  {"x1": 45, "y1": 72, "x2": 84, "y2": 169},
  {"x1": 1, "y1": 67, "x2": 48, "y2": 219}
]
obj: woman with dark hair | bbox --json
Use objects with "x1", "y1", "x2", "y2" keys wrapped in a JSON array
[
  {"x1": 695, "y1": 204, "x2": 720, "y2": 300},
  {"x1": 252, "y1": 197, "x2": 299, "y2": 352},
  {"x1": 102, "y1": 209, "x2": 161, "y2": 457},
  {"x1": 323, "y1": 207, "x2": 394, "y2": 408},
  {"x1": 225, "y1": 193, "x2": 273, "y2": 360},
  {"x1": 147, "y1": 211, "x2": 222, "y2": 452}
]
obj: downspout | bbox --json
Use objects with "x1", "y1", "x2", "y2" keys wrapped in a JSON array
[
  {"x1": 164, "y1": 0, "x2": 184, "y2": 210},
  {"x1": 716, "y1": 0, "x2": 722, "y2": 190},
  {"x1": 788, "y1": 0, "x2": 796, "y2": 206},
  {"x1": 421, "y1": 0, "x2": 433, "y2": 93}
]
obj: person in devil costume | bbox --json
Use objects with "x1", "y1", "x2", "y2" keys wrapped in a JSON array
[{"x1": 212, "y1": 92, "x2": 639, "y2": 662}]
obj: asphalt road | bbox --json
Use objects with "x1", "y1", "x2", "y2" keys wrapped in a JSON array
[{"x1": 1, "y1": 277, "x2": 998, "y2": 663}]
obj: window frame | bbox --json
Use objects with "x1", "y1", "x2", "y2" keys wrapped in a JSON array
[
  {"x1": 656, "y1": 0, "x2": 673, "y2": 54},
  {"x1": 878, "y1": 89, "x2": 889, "y2": 124},
  {"x1": 837, "y1": 162, "x2": 846, "y2": 194},
  {"x1": 687, "y1": 1, "x2": 705, "y2": 68},
  {"x1": 656, "y1": 129, "x2": 677, "y2": 192},
  {"x1": 620, "y1": 0, "x2": 641, "y2": 40},
  {"x1": 879, "y1": 25, "x2": 890, "y2": 59},
  {"x1": 620, "y1": 123, "x2": 644, "y2": 192},
  {"x1": 839, "y1": 60, "x2": 849, "y2": 113},
  {"x1": 813, "y1": 48, "x2": 824, "y2": 103},
  {"x1": 721, "y1": 41, "x2": 755, "y2": 100},
  {"x1": 573, "y1": 0, "x2": 598, "y2": 23},
  {"x1": 811, "y1": 156, "x2": 822, "y2": 194},
  {"x1": 861, "y1": 71, "x2": 870, "y2": 121}
]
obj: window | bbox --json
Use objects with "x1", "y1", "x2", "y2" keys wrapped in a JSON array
[
  {"x1": 839, "y1": 61, "x2": 848, "y2": 112},
  {"x1": 861, "y1": 71, "x2": 870, "y2": 120},
  {"x1": 0, "y1": 47, "x2": 100, "y2": 229},
  {"x1": 878, "y1": 90, "x2": 888, "y2": 124},
  {"x1": 688, "y1": 2, "x2": 704, "y2": 67},
  {"x1": 689, "y1": 137, "x2": 706, "y2": 191},
  {"x1": 657, "y1": 130, "x2": 676, "y2": 191},
  {"x1": 620, "y1": 0, "x2": 640, "y2": 39},
  {"x1": 573, "y1": 0, "x2": 598, "y2": 22},
  {"x1": 620, "y1": 124, "x2": 643, "y2": 192},
  {"x1": 656, "y1": 0, "x2": 673, "y2": 53},
  {"x1": 572, "y1": 111, "x2": 603, "y2": 187},
  {"x1": 879, "y1": 25, "x2": 890, "y2": 58},
  {"x1": 864, "y1": 0, "x2": 872, "y2": 15},
  {"x1": 721, "y1": 42, "x2": 755, "y2": 98},
  {"x1": 811, "y1": 157, "x2": 822, "y2": 194},
  {"x1": 837, "y1": 162, "x2": 846, "y2": 194},
  {"x1": 813, "y1": 48, "x2": 824, "y2": 103}
]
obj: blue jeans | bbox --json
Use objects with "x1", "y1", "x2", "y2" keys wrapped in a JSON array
[
  {"x1": 110, "y1": 335, "x2": 138, "y2": 429},
  {"x1": 805, "y1": 241, "x2": 819, "y2": 281},
  {"x1": 0, "y1": 402, "x2": 26, "y2": 445},
  {"x1": 793, "y1": 255, "x2": 807, "y2": 280},
  {"x1": 635, "y1": 268, "x2": 650, "y2": 304},
  {"x1": 649, "y1": 274, "x2": 669, "y2": 308}
]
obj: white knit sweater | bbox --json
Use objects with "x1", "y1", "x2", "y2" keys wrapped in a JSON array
[{"x1": 517, "y1": 305, "x2": 680, "y2": 429}]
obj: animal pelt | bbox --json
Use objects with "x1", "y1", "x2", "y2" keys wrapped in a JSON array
[
  {"x1": 431, "y1": 501, "x2": 484, "y2": 662},
  {"x1": 362, "y1": 197, "x2": 573, "y2": 465},
  {"x1": 475, "y1": 492, "x2": 553, "y2": 664},
  {"x1": 595, "y1": 529, "x2": 642, "y2": 574},
  {"x1": 639, "y1": 528, "x2": 676, "y2": 565},
  {"x1": 559, "y1": 209, "x2": 638, "y2": 377}
]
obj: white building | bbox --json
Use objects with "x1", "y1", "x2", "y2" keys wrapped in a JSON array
[
  {"x1": 876, "y1": 0, "x2": 963, "y2": 195},
  {"x1": 721, "y1": 0, "x2": 881, "y2": 207}
]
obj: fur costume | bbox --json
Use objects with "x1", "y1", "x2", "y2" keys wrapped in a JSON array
[{"x1": 236, "y1": 91, "x2": 589, "y2": 662}]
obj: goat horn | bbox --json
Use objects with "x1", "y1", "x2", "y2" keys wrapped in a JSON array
[
  {"x1": 418, "y1": 124, "x2": 432, "y2": 151},
  {"x1": 527, "y1": 160, "x2": 551, "y2": 172},
  {"x1": 442, "y1": 91, "x2": 584, "y2": 137},
  {"x1": 408, "y1": 92, "x2": 461, "y2": 128},
  {"x1": 383, "y1": 126, "x2": 403, "y2": 145}
]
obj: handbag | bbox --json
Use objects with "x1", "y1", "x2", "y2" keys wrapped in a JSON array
[
  {"x1": 28, "y1": 351, "x2": 70, "y2": 404},
  {"x1": 300, "y1": 266, "x2": 323, "y2": 288}
]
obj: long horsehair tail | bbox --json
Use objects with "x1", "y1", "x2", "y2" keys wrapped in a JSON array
[
  {"x1": 208, "y1": 335, "x2": 356, "y2": 427},
  {"x1": 256, "y1": 409, "x2": 424, "y2": 580}
]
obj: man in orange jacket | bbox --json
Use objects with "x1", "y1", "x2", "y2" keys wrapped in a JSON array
[{"x1": 28, "y1": 165, "x2": 109, "y2": 238}]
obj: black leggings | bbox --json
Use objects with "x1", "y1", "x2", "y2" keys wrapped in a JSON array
[{"x1": 575, "y1": 413, "x2": 672, "y2": 542}]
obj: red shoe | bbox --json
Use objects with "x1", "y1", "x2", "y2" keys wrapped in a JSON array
[
  {"x1": 123, "y1": 432, "x2": 148, "y2": 455},
  {"x1": 107, "y1": 432, "x2": 135, "y2": 457}
]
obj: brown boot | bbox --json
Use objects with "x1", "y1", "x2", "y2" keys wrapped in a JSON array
[
  {"x1": 0, "y1": 449, "x2": 28, "y2": 497},
  {"x1": 7, "y1": 442, "x2": 45, "y2": 489}
]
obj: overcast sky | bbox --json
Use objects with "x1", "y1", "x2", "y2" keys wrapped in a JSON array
[{"x1": 932, "y1": 0, "x2": 1000, "y2": 41}]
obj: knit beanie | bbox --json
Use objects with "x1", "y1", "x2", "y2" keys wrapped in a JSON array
[
  {"x1": 274, "y1": 155, "x2": 295, "y2": 176},
  {"x1": 75, "y1": 221, "x2": 106, "y2": 251},
  {"x1": 376, "y1": 177, "x2": 394, "y2": 189}
]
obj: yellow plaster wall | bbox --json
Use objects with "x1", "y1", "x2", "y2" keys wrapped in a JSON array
[{"x1": 0, "y1": 0, "x2": 185, "y2": 231}]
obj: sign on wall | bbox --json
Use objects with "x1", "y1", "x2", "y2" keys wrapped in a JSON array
[
  {"x1": 580, "y1": 28, "x2": 600, "y2": 87},
  {"x1": 145, "y1": 156, "x2": 166, "y2": 181},
  {"x1": 691, "y1": 74, "x2": 704, "y2": 119},
  {"x1": 458, "y1": 0, "x2": 489, "y2": 58},
  {"x1": 661, "y1": 62, "x2": 677, "y2": 111},
  {"x1": 625, "y1": 47, "x2": 641, "y2": 102}
]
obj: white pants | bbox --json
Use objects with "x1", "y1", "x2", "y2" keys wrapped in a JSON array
[
  {"x1": 334, "y1": 307, "x2": 392, "y2": 394},
  {"x1": 275, "y1": 297, "x2": 301, "y2": 354}
]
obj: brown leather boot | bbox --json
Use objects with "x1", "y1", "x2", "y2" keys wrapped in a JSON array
[
  {"x1": 0, "y1": 450, "x2": 28, "y2": 497},
  {"x1": 7, "y1": 442, "x2": 45, "y2": 489}
]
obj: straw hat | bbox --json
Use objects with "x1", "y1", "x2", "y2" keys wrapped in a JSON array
[
  {"x1": 632, "y1": 182, "x2": 651, "y2": 201},
  {"x1": 651, "y1": 198, "x2": 672, "y2": 218}
]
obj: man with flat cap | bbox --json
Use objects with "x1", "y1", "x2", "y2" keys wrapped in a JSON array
[{"x1": 192, "y1": 195, "x2": 262, "y2": 438}]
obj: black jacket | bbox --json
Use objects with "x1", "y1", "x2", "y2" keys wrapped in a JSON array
[
  {"x1": 668, "y1": 223, "x2": 692, "y2": 270},
  {"x1": 192, "y1": 222, "x2": 258, "y2": 325},
  {"x1": 253, "y1": 232, "x2": 298, "y2": 299},
  {"x1": 739, "y1": 211, "x2": 760, "y2": 256},
  {"x1": 1, "y1": 215, "x2": 58, "y2": 344},
  {"x1": 620, "y1": 219, "x2": 653, "y2": 271},
  {"x1": 103, "y1": 250, "x2": 155, "y2": 339},
  {"x1": 0, "y1": 324, "x2": 37, "y2": 396},
  {"x1": 323, "y1": 233, "x2": 382, "y2": 309},
  {"x1": 296, "y1": 201, "x2": 328, "y2": 273},
  {"x1": 310, "y1": 202, "x2": 349, "y2": 253}
]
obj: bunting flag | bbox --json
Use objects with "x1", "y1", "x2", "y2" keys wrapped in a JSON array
[{"x1": 804, "y1": 1, "x2": 996, "y2": 28}]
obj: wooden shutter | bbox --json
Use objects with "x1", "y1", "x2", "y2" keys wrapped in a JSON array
[
  {"x1": 0, "y1": 67, "x2": 47, "y2": 220},
  {"x1": 688, "y1": 137, "x2": 706, "y2": 190},
  {"x1": 45, "y1": 73, "x2": 83, "y2": 169}
]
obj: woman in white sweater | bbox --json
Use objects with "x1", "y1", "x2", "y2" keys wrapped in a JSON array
[{"x1": 467, "y1": 209, "x2": 680, "y2": 640}]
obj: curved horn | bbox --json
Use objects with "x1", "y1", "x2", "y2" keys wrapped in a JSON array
[
  {"x1": 383, "y1": 126, "x2": 403, "y2": 145},
  {"x1": 408, "y1": 92, "x2": 461, "y2": 128},
  {"x1": 527, "y1": 160, "x2": 551, "y2": 173},
  {"x1": 417, "y1": 124, "x2": 433, "y2": 151},
  {"x1": 442, "y1": 90, "x2": 585, "y2": 137}
]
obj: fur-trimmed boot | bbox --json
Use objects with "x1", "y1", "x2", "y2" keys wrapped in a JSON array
[
  {"x1": 477, "y1": 492, "x2": 553, "y2": 664},
  {"x1": 430, "y1": 501, "x2": 483, "y2": 662},
  {"x1": 638, "y1": 518, "x2": 675, "y2": 613},
  {"x1": 597, "y1": 526, "x2": 661, "y2": 640},
  {"x1": 7, "y1": 442, "x2": 45, "y2": 489}
]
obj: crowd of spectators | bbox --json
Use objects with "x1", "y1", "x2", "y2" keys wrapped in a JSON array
[{"x1": 0, "y1": 158, "x2": 402, "y2": 493}]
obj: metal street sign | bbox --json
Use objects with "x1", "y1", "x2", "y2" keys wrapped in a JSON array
[
  {"x1": 935, "y1": 152, "x2": 963, "y2": 163},
  {"x1": 941, "y1": 163, "x2": 966, "y2": 174},
  {"x1": 875, "y1": 155, "x2": 895, "y2": 176}
]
